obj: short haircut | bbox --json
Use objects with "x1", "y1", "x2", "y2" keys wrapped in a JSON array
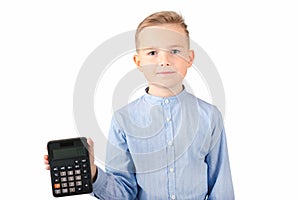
[{"x1": 135, "y1": 11, "x2": 190, "y2": 49}]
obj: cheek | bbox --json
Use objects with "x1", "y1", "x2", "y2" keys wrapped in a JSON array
[
  {"x1": 178, "y1": 68, "x2": 187, "y2": 77},
  {"x1": 174, "y1": 61, "x2": 189, "y2": 77},
  {"x1": 140, "y1": 57, "x2": 157, "y2": 66},
  {"x1": 141, "y1": 64, "x2": 157, "y2": 76}
]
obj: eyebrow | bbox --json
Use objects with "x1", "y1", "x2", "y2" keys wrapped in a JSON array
[
  {"x1": 138, "y1": 45, "x2": 185, "y2": 51},
  {"x1": 168, "y1": 45, "x2": 185, "y2": 49}
]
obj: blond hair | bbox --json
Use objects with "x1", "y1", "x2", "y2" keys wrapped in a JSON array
[{"x1": 135, "y1": 11, "x2": 189, "y2": 49}]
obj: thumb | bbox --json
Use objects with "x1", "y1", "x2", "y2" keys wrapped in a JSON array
[
  {"x1": 87, "y1": 137, "x2": 97, "y2": 180},
  {"x1": 87, "y1": 137, "x2": 94, "y2": 164}
]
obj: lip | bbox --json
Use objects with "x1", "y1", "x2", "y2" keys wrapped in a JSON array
[{"x1": 156, "y1": 71, "x2": 176, "y2": 75}]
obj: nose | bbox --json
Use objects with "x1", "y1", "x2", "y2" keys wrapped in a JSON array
[{"x1": 159, "y1": 51, "x2": 171, "y2": 67}]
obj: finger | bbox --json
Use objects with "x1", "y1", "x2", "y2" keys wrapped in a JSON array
[
  {"x1": 87, "y1": 137, "x2": 97, "y2": 180},
  {"x1": 87, "y1": 138, "x2": 94, "y2": 156},
  {"x1": 87, "y1": 138, "x2": 94, "y2": 150},
  {"x1": 87, "y1": 138, "x2": 95, "y2": 164},
  {"x1": 44, "y1": 155, "x2": 50, "y2": 170},
  {"x1": 44, "y1": 155, "x2": 49, "y2": 164}
]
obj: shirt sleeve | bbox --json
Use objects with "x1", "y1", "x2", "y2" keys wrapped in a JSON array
[
  {"x1": 206, "y1": 108, "x2": 235, "y2": 200},
  {"x1": 91, "y1": 116, "x2": 138, "y2": 200}
]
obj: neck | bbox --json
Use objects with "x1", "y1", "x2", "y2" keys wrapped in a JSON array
[{"x1": 147, "y1": 84, "x2": 183, "y2": 97}]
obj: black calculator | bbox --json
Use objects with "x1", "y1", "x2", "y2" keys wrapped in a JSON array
[{"x1": 47, "y1": 137, "x2": 93, "y2": 197}]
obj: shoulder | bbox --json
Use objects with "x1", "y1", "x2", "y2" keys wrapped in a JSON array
[
  {"x1": 111, "y1": 95, "x2": 146, "y2": 125},
  {"x1": 185, "y1": 92, "x2": 221, "y2": 117},
  {"x1": 183, "y1": 92, "x2": 224, "y2": 132},
  {"x1": 115, "y1": 95, "x2": 146, "y2": 114}
]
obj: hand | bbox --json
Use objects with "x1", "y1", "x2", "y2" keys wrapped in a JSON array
[
  {"x1": 44, "y1": 154, "x2": 50, "y2": 170},
  {"x1": 87, "y1": 137, "x2": 97, "y2": 181}
]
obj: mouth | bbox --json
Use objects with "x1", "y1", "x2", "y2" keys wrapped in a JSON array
[{"x1": 156, "y1": 71, "x2": 176, "y2": 75}]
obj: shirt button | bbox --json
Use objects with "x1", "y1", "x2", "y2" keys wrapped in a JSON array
[
  {"x1": 168, "y1": 141, "x2": 173, "y2": 146},
  {"x1": 166, "y1": 117, "x2": 171, "y2": 122},
  {"x1": 164, "y1": 99, "x2": 169, "y2": 104},
  {"x1": 169, "y1": 167, "x2": 174, "y2": 173},
  {"x1": 171, "y1": 194, "x2": 176, "y2": 199}
]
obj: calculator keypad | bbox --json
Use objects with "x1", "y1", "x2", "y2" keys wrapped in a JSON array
[{"x1": 51, "y1": 159, "x2": 92, "y2": 196}]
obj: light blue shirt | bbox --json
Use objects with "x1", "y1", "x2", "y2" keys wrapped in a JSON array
[{"x1": 92, "y1": 88, "x2": 234, "y2": 200}]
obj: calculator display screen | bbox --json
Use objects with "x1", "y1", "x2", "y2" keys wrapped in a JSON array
[{"x1": 53, "y1": 147, "x2": 86, "y2": 159}]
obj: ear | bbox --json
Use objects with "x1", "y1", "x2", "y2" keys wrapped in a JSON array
[
  {"x1": 133, "y1": 54, "x2": 143, "y2": 72},
  {"x1": 187, "y1": 50, "x2": 195, "y2": 68}
]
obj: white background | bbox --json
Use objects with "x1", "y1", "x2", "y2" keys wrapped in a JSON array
[{"x1": 1, "y1": 0, "x2": 299, "y2": 199}]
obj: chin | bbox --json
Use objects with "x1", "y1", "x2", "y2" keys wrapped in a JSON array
[{"x1": 151, "y1": 82, "x2": 182, "y2": 90}]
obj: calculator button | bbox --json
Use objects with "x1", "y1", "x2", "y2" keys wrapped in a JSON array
[
  {"x1": 69, "y1": 182, "x2": 75, "y2": 187},
  {"x1": 75, "y1": 165, "x2": 80, "y2": 169},
  {"x1": 60, "y1": 171, "x2": 66, "y2": 176},
  {"x1": 69, "y1": 187, "x2": 75, "y2": 193},
  {"x1": 61, "y1": 183, "x2": 68, "y2": 188},
  {"x1": 54, "y1": 189, "x2": 61, "y2": 194},
  {"x1": 76, "y1": 181, "x2": 82, "y2": 186},
  {"x1": 54, "y1": 183, "x2": 60, "y2": 189},
  {"x1": 61, "y1": 177, "x2": 67, "y2": 182},
  {"x1": 68, "y1": 176, "x2": 74, "y2": 181},
  {"x1": 60, "y1": 166, "x2": 66, "y2": 170},
  {"x1": 62, "y1": 188, "x2": 68, "y2": 193},
  {"x1": 67, "y1": 170, "x2": 74, "y2": 176},
  {"x1": 75, "y1": 175, "x2": 81, "y2": 180},
  {"x1": 75, "y1": 169, "x2": 81, "y2": 175}
]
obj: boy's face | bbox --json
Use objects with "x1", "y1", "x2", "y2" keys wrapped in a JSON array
[{"x1": 134, "y1": 24, "x2": 194, "y2": 92}]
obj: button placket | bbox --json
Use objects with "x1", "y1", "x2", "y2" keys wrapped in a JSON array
[{"x1": 163, "y1": 98, "x2": 176, "y2": 200}]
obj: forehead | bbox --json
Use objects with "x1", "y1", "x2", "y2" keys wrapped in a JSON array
[{"x1": 137, "y1": 25, "x2": 189, "y2": 50}]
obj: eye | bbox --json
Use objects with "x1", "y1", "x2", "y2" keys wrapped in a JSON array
[
  {"x1": 147, "y1": 51, "x2": 157, "y2": 56},
  {"x1": 170, "y1": 49, "x2": 181, "y2": 54}
]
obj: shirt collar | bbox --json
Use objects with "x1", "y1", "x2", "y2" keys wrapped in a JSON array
[{"x1": 143, "y1": 85, "x2": 188, "y2": 105}]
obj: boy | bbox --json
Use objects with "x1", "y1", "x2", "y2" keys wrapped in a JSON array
[{"x1": 45, "y1": 11, "x2": 234, "y2": 199}]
